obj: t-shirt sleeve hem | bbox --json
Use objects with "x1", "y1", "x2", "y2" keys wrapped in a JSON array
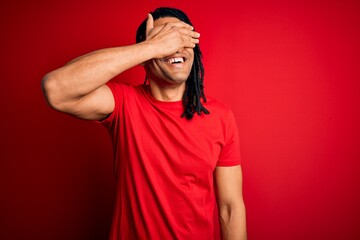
[
  {"x1": 94, "y1": 81, "x2": 117, "y2": 125},
  {"x1": 216, "y1": 160, "x2": 241, "y2": 167}
]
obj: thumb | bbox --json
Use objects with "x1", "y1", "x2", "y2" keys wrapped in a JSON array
[{"x1": 145, "y1": 13, "x2": 154, "y2": 38}]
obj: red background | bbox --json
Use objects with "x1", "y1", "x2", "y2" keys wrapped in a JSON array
[{"x1": 1, "y1": 0, "x2": 359, "y2": 239}]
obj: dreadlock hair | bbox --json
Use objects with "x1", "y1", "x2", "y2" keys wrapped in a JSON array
[{"x1": 136, "y1": 7, "x2": 210, "y2": 120}]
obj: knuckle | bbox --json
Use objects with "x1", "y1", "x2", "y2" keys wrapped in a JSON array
[{"x1": 174, "y1": 31, "x2": 182, "y2": 37}]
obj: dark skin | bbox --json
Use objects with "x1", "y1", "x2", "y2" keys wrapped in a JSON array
[{"x1": 42, "y1": 14, "x2": 246, "y2": 239}]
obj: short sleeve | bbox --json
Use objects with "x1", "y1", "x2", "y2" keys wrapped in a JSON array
[
  {"x1": 99, "y1": 81, "x2": 125, "y2": 130},
  {"x1": 217, "y1": 110, "x2": 242, "y2": 166}
]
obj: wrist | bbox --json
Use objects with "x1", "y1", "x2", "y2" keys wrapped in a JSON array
[{"x1": 138, "y1": 40, "x2": 159, "y2": 61}]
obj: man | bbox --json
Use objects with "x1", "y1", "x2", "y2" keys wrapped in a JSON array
[{"x1": 42, "y1": 7, "x2": 246, "y2": 240}]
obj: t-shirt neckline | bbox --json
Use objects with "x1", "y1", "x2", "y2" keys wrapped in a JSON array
[{"x1": 141, "y1": 85, "x2": 183, "y2": 109}]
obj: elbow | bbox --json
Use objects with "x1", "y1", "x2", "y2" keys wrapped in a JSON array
[
  {"x1": 219, "y1": 201, "x2": 246, "y2": 225},
  {"x1": 219, "y1": 202, "x2": 247, "y2": 240},
  {"x1": 41, "y1": 73, "x2": 64, "y2": 111},
  {"x1": 219, "y1": 204, "x2": 232, "y2": 224}
]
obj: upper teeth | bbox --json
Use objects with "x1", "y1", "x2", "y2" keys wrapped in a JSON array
[{"x1": 167, "y1": 57, "x2": 184, "y2": 64}]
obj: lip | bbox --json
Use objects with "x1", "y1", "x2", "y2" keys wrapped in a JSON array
[{"x1": 162, "y1": 54, "x2": 189, "y2": 63}]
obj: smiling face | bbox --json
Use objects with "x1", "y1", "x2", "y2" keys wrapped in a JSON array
[{"x1": 144, "y1": 17, "x2": 194, "y2": 87}]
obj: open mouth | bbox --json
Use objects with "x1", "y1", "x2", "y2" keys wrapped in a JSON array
[{"x1": 166, "y1": 57, "x2": 185, "y2": 65}]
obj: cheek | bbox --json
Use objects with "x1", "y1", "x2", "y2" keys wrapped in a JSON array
[
  {"x1": 145, "y1": 61, "x2": 160, "y2": 72},
  {"x1": 187, "y1": 52, "x2": 195, "y2": 66},
  {"x1": 188, "y1": 57, "x2": 195, "y2": 69}
]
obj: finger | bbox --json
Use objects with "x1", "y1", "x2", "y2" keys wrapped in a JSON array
[
  {"x1": 146, "y1": 13, "x2": 154, "y2": 37},
  {"x1": 184, "y1": 42, "x2": 197, "y2": 49},
  {"x1": 182, "y1": 36, "x2": 198, "y2": 49},
  {"x1": 165, "y1": 21, "x2": 194, "y2": 30},
  {"x1": 178, "y1": 28, "x2": 201, "y2": 39},
  {"x1": 189, "y1": 31, "x2": 200, "y2": 39},
  {"x1": 191, "y1": 37, "x2": 200, "y2": 45}
]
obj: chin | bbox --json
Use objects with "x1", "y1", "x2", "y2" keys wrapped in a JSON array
[
  {"x1": 168, "y1": 77, "x2": 188, "y2": 86},
  {"x1": 167, "y1": 72, "x2": 191, "y2": 84}
]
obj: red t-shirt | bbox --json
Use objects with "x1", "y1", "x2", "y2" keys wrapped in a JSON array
[{"x1": 102, "y1": 82, "x2": 241, "y2": 240}]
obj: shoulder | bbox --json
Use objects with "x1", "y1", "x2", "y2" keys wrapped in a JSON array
[
  {"x1": 107, "y1": 81, "x2": 135, "y2": 91},
  {"x1": 106, "y1": 81, "x2": 143, "y2": 96},
  {"x1": 201, "y1": 96, "x2": 239, "y2": 131},
  {"x1": 203, "y1": 96, "x2": 233, "y2": 116}
]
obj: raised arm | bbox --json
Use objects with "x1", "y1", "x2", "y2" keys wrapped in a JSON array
[
  {"x1": 215, "y1": 165, "x2": 247, "y2": 240},
  {"x1": 42, "y1": 43, "x2": 154, "y2": 120},
  {"x1": 41, "y1": 14, "x2": 200, "y2": 120}
]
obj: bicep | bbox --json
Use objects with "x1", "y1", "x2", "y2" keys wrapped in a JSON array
[
  {"x1": 215, "y1": 165, "x2": 244, "y2": 206},
  {"x1": 62, "y1": 84, "x2": 115, "y2": 120}
]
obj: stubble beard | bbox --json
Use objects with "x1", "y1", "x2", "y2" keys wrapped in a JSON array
[{"x1": 148, "y1": 60, "x2": 193, "y2": 87}]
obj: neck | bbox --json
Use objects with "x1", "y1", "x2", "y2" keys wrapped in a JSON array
[{"x1": 148, "y1": 80, "x2": 186, "y2": 102}]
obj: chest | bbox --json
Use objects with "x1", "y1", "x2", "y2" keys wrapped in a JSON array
[{"x1": 120, "y1": 98, "x2": 225, "y2": 172}]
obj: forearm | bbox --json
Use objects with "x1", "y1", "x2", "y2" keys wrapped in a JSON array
[
  {"x1": 42, "y1": 41, "x2": 154, "y2": 105},
  {"x1": 219, "y1": 202, "x2": 247, "y2": 240}
]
